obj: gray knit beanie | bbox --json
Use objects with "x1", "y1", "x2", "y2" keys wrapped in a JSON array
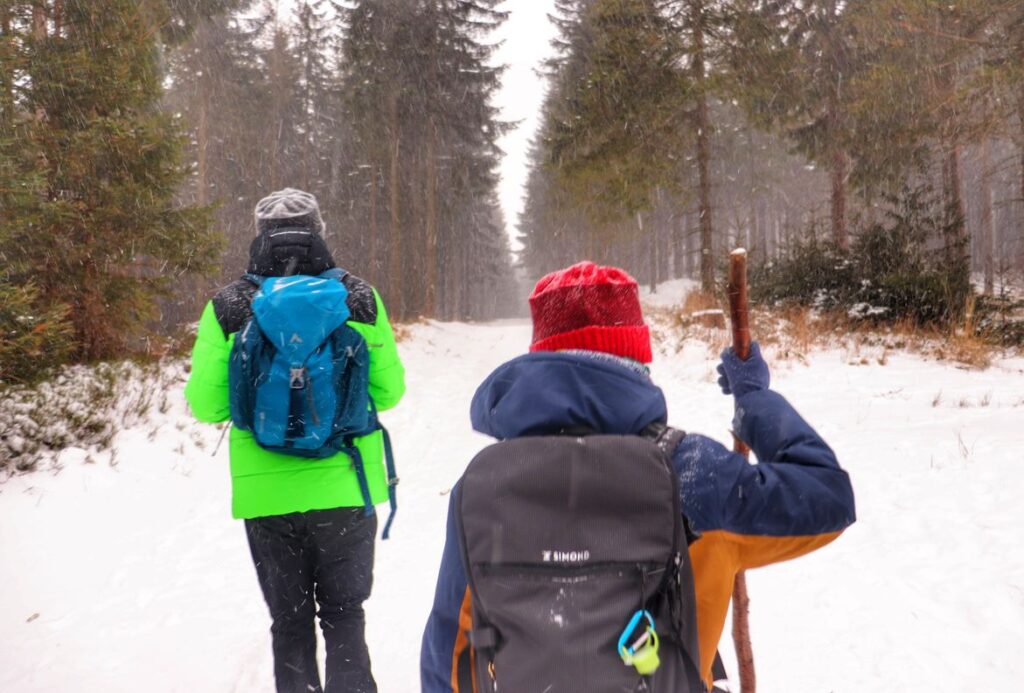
[{"x1": 254, "y1": 188, "x2": 325, "y2": 235}]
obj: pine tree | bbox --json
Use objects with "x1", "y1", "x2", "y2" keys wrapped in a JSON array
[
  {"x1": 164, "y1": 2, "x2": 266, "y2": 283},
  {"x1": 341, "y1": 0, "x2": 512, "y2": 321},
  {"x1": 844, "y1": 1, "x2": 1009, "y2": 286},
  {"x1": 527, "y1": 0, "x2": 691, "y2": 288},
  {"x1": 680, "y1": 0, "x2": 718, "y2": 290},
  {"x1": 6, "y1": 0, "x2": 217, "y2": 361},
  {"x1": 0, "y1": 3, "x2": 74, "y2": 383},
  {"x1": 547, "y1": 0, "x2": 689, "y2": 218},
  {"x1": 729, "y1": 0, "x2": 868, "y2": 250}
]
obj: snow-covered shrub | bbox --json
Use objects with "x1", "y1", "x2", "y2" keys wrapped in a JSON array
[
  {"x1": 750, "y1": 239, "x2": 855, "y2": 310},
  {"x1": 976, "y1": 294, "x2": 1024, "y2": 347},
  {"x1": 752, "y1": 185, "x2": 971, "y2": 328},
  {"x1": 0, "y1": 361, "x2": 183, "y2": 475}
]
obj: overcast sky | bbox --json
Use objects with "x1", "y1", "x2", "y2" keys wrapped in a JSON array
[{"x1": 491, "y1": 0, "x2": 559, "y2": 250}]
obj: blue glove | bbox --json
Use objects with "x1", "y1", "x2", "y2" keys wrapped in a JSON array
[{"x1": 716, "y1": 341, "x2": 770, "y2": 398}]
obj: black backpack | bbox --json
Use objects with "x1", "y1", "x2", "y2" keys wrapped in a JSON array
[{"x1": 454, "y1": 425, "x2": 704, "y2": 693}]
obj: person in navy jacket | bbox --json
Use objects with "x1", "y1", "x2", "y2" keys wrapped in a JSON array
[{"x1": 421, "y1": 261, "x2": 856, "y2": 692}]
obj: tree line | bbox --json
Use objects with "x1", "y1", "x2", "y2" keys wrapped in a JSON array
[
  {"x1": 166, "y1": 0, "x2": 516, "y2": 324},
  {"x1": 1, "y1": 0, "x2": 517, "y2": 385},
  {"x1": 521, "y1": 0, "x2": 1024, "y2": 302}
]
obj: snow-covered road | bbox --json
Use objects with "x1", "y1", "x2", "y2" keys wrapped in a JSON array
[{"x1": 2, "y1": 313, "x2": 1023, "y2": 692}]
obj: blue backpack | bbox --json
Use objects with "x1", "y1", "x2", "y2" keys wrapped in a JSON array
[{"x1": 228, "y1": 269, "x2": 399, "y2": 537}]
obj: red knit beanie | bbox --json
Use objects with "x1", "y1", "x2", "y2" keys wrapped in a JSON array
[{"x1": 529, "y1": 261, "x2": 652, "y2": 363}]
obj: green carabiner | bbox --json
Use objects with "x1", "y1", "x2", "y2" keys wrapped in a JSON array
[{"x1": 617, "y1": 610, "x2": 661, "y2": 675}]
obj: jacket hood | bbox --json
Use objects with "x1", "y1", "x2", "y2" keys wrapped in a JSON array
[
  {"x1": 248, "y1": 227, "x2": 335, "y2": 277},
  {"x1": 470, "y1": 352, "x2": 667, "y2": 440}
]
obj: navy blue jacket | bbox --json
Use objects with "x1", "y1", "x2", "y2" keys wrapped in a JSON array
[{"x1": 420, "y1": 352, "x2": 855, "y2": 691}]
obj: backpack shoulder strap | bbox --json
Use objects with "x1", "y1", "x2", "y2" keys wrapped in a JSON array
[
  {"x1": 639, "y1": 421, "x2": 686, "y2": 456},
  {"x1": 642, "y1": 422, "x2": 701, "y2": 546},
  {"x1": 242, "y1": 272, "x2": 266, "y2": 288},
  {"x1": 319, "y1": 267, "x2": 349, "y2": 283}
]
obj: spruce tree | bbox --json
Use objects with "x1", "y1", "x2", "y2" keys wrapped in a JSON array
[
  {"x1": 729, "y1": 0, "x2": 866, "y2": 250},
  {"x1": 547, "y1": 0, "x2": 689, "y2": 218},
  {"x1": 341, "y1": 0, "x2": 513, "y2": 320},
  {"x1": 0, "y1": 4, "x2": 73, "y2": 383},
  {"x1": 9, "y1": 0, "x2": 217, "y2": 361},
  {"x1": 164, "y1": 2, "x2": 266, "y2": 284}
]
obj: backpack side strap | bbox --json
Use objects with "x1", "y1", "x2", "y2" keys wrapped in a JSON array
[
  {"x1": 338, "y1": 403, "x2": 400, "y2": 540},
  {"x1": 380, "y1": 424, "x2": 399, "y2": 539}
]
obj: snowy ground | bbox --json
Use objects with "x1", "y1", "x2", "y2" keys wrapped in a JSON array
[{"x1": 2, "y1": 310, "x2": 1024, "y2": 692}]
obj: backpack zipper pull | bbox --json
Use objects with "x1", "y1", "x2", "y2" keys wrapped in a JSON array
[{"x1": 289, "y1": 366, "x2": 306, "y2": 389}]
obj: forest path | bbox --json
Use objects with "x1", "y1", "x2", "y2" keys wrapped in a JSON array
[{"x1": 2, "y1": 312, "x2": 1023, "y2": 692}]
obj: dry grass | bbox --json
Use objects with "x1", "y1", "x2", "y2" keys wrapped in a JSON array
[
  {"x1": 681, "y1": 289, "x2": 720, "y2": 314},
  {"x1": 647, "y1": 289, "x2": 1007, "y2": 369},
  {"x1": 391, "y1": 322, "x2": 413, "y2": 343}
]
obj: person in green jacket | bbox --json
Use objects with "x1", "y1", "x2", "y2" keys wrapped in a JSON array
[{"x1": 185, "y1": 188, "x2": 405, "y2": 693}]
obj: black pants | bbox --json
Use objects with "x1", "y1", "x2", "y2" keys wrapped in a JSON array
[{"x1": 245, "y1": 507, "x2": 378, "y2": 693}]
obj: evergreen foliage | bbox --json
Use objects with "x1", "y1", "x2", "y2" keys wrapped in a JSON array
[
  {"x1": 728, "y1": 0, "x2": 875, "y2": 249},
  {"x1": 547, "y1": 0, "x2": 689, "y2": 217},
  {"x1": 521, "y1": 0, "x2": 691, "y2": 287},
  {"x1": 1, "y1": 0, "x2": 217, "y2": 370},
  {"x1": 752, "y1": 185, "x2": 972, "y2": 327},
  {"x1": 2, "y1": 0, "x2": 1023, "y2": 382},
  {"x1": 0, "y1": 282, "x2": 74, "y2": 385},
  {"x1": 340, "y1": 0, "x2": 515, "y2": 320},
  {"x1": 164, "y1": 1, "x2": 517, "y2": 322}
]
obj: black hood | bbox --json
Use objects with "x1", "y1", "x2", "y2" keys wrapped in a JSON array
[{"x1": 247, "y1": 227, "x2": 335, "y2": 277}]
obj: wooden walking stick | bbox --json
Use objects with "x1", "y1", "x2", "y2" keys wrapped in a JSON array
[{"x1": 727, "y1": 248, "x2": 756, "y2": 692}]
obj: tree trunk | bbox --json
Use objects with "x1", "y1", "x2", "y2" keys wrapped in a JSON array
[
  {"x1": 388, "y1": 93, "x2": 403, "y2": 320},
  {"x1": 31, "y1": 2, "x2": 47, "y2": 123},
  {"x1": 672, "y1": 205, "x2": 685, "y2": 279},
  {"x1": 424, "y1": 119, "x2": 439, "y2": 316},
  {"x1": 451, "y1": 218, "x2": 464, "y2": 319},
  {"x1": 639, "y1": 211, "x2": 656, "y2": 293},
  {"x1": 655, "y1": 188, "x2": 669, "y2": 283},
  {"x1": 0, "y1": 6, "x2": 12, "y2": 130},
  {"x1": 1017, "y1": 44, "x2": 1024, "y2": 273},
  {"x1": 695, "y1": 101, "x2": 714, "y2": 291},
  {"x1": 980, "y1": 139, "x2": 994, "y2": 295},
  {"x1": 33, "y1": 3, "x2": 47, "y2": 39},
  {"x1": 690, "y1": 0, "x2": 715, "y2": 292},
  {"x1": 369, "y1": 164, "x2": 379, "y2": 282},
  {"x1": 830, "y1": 147, "x2": 848, "y2": 250},
  {"x1": 695, "y1": 122, "x2": 713, "y2": 290},
  {"x1": 1019, "y1": 116, "x2": 1024, "y2": 271},
  {"x1": 758, "y1": 198, "x2": 769, "y2": 264},
  {"x1": 945, "y1": 146, "x2": 968, "y2": 265},
  {"x1": 196, "y1": 53, "x2": 209, "y2": 206},
  {"x1": 686, "y1": 208, "x2": 698, "y2": 278}
]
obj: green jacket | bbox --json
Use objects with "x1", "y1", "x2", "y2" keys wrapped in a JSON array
[{"x1": 185, "y1": 282, "x2": 406, "y2": 519}]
